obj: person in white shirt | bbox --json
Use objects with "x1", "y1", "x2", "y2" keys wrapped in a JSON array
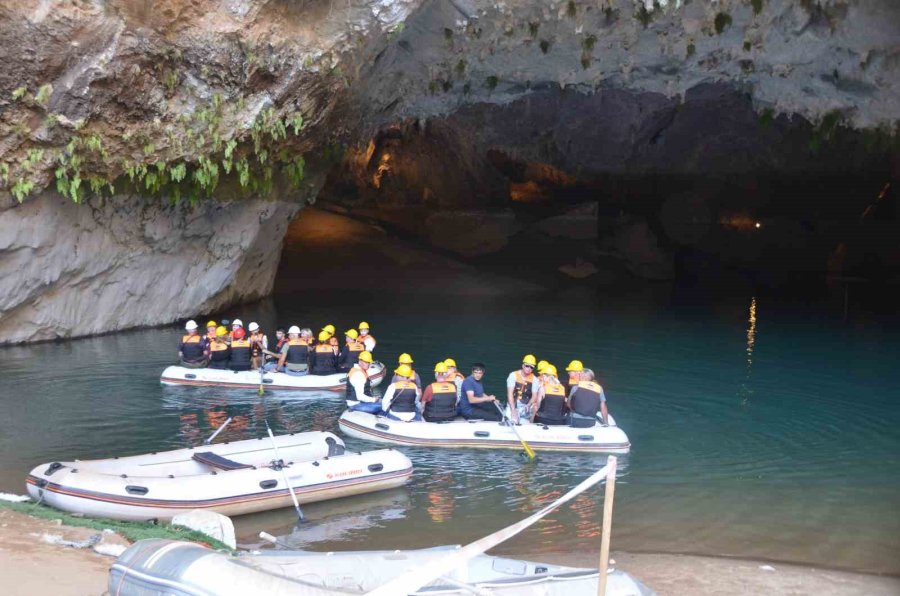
[
  {"x1": 358, "y1": 321, "x2": 377, "y2": 351},
  {"x1": 382, "y1": 364, "x2": 422, "y2": 422},
  {"x1": 346, "y1": 351, "x2": 381, "y2": 413}
]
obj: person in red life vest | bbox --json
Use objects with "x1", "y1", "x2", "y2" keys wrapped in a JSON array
[
  {"x1": 391, "y1": 353, "x2": 422, "y2": 388},
  {"x1": 567, "y1": 368, "x2": 609, "y2": 428},
  {"x1": 205, "y1": 320, "x2": 218, "y2": 343},
  {"x1": 421, "y1": 362, "x2": 459, "y2": 423},
  {"x1": 382, "y1": 364, "x2": 422, "y2": 421},
  {"x1": 309, "y1": 330, "x2": 338, "y2": 375},
  {"x1": 338, "y1": 329, "x2": 366, "y2": 373},
  {"x1": 346, "y1": 351, "x2": 380, "y2": 413},
  {"x1": 358, "y1": 321, "x2": 376, "y2": 351},
  {"x1": 248, "y1": 322, "x2": 268, "y2": 370},
  {"x1": 531, "y1": 364, "x2": 569, "y2": 426},
  {"x1": 178, "y1": 320, "x2": 209, "y2": 368},
  {"x1": 229, "y1": 319, "x2": 244, "y2": 343},
  {"x1": 506, "y1": 354, "x2": 537, "y2": 424},
  {"x1": 229, "y1": 326, "x2": 252, "y2": 371},
  {"x1": 207, "y1": 326, "x2": 231, "y2": 369},
  {"x1": 261, "y1": 328, "x2": 286, "y2": 370}
]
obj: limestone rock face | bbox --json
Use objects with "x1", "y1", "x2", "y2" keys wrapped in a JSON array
[{"x1": 0, "y1": 193, "x2": 297, "y2": 344}]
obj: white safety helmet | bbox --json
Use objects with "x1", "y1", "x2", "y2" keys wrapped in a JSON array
[
  {"x1": 248, "y1": 322, "x2": 259, "y2": 332},
  {"x1": 232, "y1": 318, "x2": 243, "y2": 328},
  {"x1": 185, "y1": 320, "x2": 198, "y2": 331},
  {"x1": 288, "y1": 325, "x2": 301, "y2": 335}
]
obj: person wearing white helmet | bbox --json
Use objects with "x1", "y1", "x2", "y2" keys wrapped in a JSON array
[
  {"x1": 248, "y1": 322, "x2": 268, "y2": 370},
  {"x1": 273, "y1": 325, "x2": 311, "y2": 375},
  {"x1": 230, "y1": 319, "x2": 243, "y2": 340},
  {"x1": 178, "y1": 320, "x2": 209, "y2": 368}
]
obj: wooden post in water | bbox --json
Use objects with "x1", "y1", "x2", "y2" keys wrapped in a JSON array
[{"x1": 597, "y1": 455, "x2": 618, "y2": 596}]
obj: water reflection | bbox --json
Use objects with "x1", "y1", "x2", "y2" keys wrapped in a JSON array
[{"x1": 739, "y1": 296, "x2": 757, "y2": 406}]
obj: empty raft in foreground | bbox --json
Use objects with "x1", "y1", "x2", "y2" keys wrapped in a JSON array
[
  {"x1": 339, "y1": 410, "x2": 631, "y2": 453},
  {"x1": 26, "y1": 431, "x2": 412, "y2": 521},
  {"x1": 160, "y1": 361, "x2": 386, "y2": 391},
  {"x1": 110, "y1": 541, "x2": 654, "y2": 596}
]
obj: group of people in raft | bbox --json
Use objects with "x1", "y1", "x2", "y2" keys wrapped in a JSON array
[
  {"x1": 176, "y1": 319, "x2": 377, "y2": 375},
  {"x1": 359, "y1": 353, "x2": 610, "y2": 429},
  {"x1": 178, "y1": 319, "x2": 609, "y2": 428}
]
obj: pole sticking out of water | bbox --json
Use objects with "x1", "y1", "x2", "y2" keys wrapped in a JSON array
[
  {"x1": 203, "y1": 417, "x2": 232, "y2": 445},
  {"x1": 597, "y1": 455, "x2": 618, "y2": 596}
]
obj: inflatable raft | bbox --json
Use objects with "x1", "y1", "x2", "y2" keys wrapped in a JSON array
[
  {"x1": 160, "y1": 361, "x2": 386, "y2": 391},
  {"x1": 110, "y1": 540, "x2": 654, "y2": 595},
  {"x1": 25, "y1": 431, "x2": 412, "y2": 521},
  {"x1": 339, "y1": 410, "x2": 631, "y2": 453}
]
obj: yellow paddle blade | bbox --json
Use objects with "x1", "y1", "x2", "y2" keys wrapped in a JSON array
[{"x1": 521, "y1": 440, "x2": 536, "y2": 459}]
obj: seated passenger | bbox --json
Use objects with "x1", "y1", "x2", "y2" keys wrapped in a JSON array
[
  {"x1": 358, "y1": 321, "x2": 376, "y2": 351},
  {"x1": 458, "y1": 363, "x2": 503, "y2": 421},
  {"x1": 248, "y1": 322, "x2": 267, "y2": 370},
  {"x1": 506, "y1": 354, "x2": 537, "y2": 423},
  {"x1": 338, "y1": 329, "x2": 366, "y2": 373},
  {"x1": 205, "y1": 320, "x2": 218, "y2": 343},
  {"x1": 273, "y1": 325, "x2": 310, "y2": 375},
  {"x1": 178, "y1": 320, "x2": 209, "y2": 368},
  {"x1": 421, "y1": 362, "x2": 459, "y2": 423},
  {"x1": 531, "y1": 364, "x2": 569, "y2": 426},
  {"x1": 310, "y1": 331, "x2": 338, "y2": 375},
  {"x1": 391, "y1": 353, "x2": 422, "y2": 388},
  {"x1": 207, "y1": 326, "x2": 231, "y2": 369},
  {"x1": 567, "y1": 368, "x2": 608, "y2": 428},
  {"x1": 346, "y1": 351, "x2": 381, "y2": 413},
  {"x1": 228, "y1": 327, "x2": 252, "y2": 371},
  {"x1": 382, "y1": 365, "x2": 421, "y2": 421},
  {"x1": 564, "y1": 360, "x2": 584, "y2": 395}
]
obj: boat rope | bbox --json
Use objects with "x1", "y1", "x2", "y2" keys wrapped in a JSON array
[{"x1": 365, "y1": 458, "x2": 616, "y2": 596}]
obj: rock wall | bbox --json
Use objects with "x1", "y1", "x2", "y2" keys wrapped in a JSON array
[{"x1": 0, "y1": 193, "x2": 297, "y2": 344}]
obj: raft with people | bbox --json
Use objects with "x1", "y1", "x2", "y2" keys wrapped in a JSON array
[{"x1": 25, "y1": 431, "x2": 412, "y2": 521}]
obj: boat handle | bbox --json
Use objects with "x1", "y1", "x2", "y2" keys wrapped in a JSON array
[
  {"x1": 125, "y1": 485, "x2": 149, "y2": 495},
  {"x1": 185, "y1": 373, "x2": 197, "y2": 379},
  {"x1": 263, "y1": 379, "x2": 273, "y2": 384},
  {"x1": 367, "y1": 463, "x2": 383, "y2": 472},
  {"x1": 578, "y1": 435, "x2": 594, "y2": 441},
  {"x1": 43, "y1": 462, "x2": 64, "y2": 476},
  {"x1": 474, "y1": 431, "x2": 490, "y2": 438},
  {"x1": 259, "y1": 479, "x2": 278, "y2": 489},
  {"x1": 375, "y1": 423, "x2": 390, "y2": 431}
]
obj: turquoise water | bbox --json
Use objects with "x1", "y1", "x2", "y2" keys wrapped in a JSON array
[{"x1": 1, "y1": 287, "x2": 898, "y2": 574}]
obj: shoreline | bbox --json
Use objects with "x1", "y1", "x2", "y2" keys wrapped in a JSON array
[{"x1": 2, "y1": 507, "x2": 898, "y2": 596}]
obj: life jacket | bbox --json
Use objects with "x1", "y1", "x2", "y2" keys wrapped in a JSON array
[
  {"x1": 512, "y1": 370, "x2": 535, "y2": 404},
  {"x1": 345, "y1": 366, "x2": 371, "y2": 401},
  {"x1": 275, "y1": 337, "x2": 288, "y2": 351},
  {"x1": 423, "y1": 382, "x2": 458, "y2": 421},
  {"x1": 206, "y1": 332, "x2": 216, "y2": 343},
  {"x1": 209, "y1": 340, "x2": 230, "y2": 364},
  {"x1": 570, "y1": 381, "x2": 603, "y2": 417},
  {"x1": 536, "y1": 382, "x2": 568, "y2": 421},
  {"x1": 312, "y1": 344, "x2": 337, "y2": 374},
  {"x1": 180, "y1": 334, "x2": 205, "y2": 362},
  {"x1": 286, "y1": 338, "x2": 310, "y2": 364},
  {"x1": 229, "y1": 338, "x2": 252, "y2": 369},
  {"x1": 389, "y1": 381, "x2": 418, "y2": 413},
  {"x1": 249, "y1": 331, "x2": 266, "y2": 356},
  {"x1": 339, "y1": 340, "x2": 366, "y2": 368}
]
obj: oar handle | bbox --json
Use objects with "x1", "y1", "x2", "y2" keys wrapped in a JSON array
[
  {"x1": 265, "y1": 421, "x2": 306, "y2": 522},
  {"x1": 203, "y1": 417, "x2": 232, "y2": 445}
]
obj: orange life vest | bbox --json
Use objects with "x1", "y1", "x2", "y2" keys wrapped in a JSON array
[{"x1": 512, "y1": 370, "x2": 535, "y2": 403}]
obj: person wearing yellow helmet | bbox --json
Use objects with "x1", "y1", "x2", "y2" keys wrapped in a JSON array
[
  {"x1": 506, "y1": 354, "x2": 537, "y2": 424},
  {"x1": 205, "y1": 320, "x2": 219, "y2": 342},
  {"x1": 567, "y1": 368, "x2": 609, "y2": 428},
  {"x1": 207, "y1": 325, "x2": 231, "y2": 369},
  {"x1": 358, "y1": 321, "x2": 376, "y2": 351},
  {"x1": 382, "y1": 364, "x2": 422, "y2": 421},
  {"x1": 310, "y1": 329, "x2": 338, "y2": 375},
  {"x1": 532, "y1": 364, "x2": 569, "y2": 426},
  {"x1": 533, "y1": 359, "x2": 550, "y2": 396},
  {"x1": 564, "y1": 359, "x2": 585, "y2": 394},
  {"x1": 421, "y1": 362, "x2": 459, "y2": 422},
  {"x1": 338, "y1": 329, "x2": 366, "y2": 373},
  {"x1": 443, "y1": 358, "x2": 465, "y2": 398},
  {"x1": 392, "y1": 353, "x2": 422, "y2": 388},
  {"x1": 346, "y1": 351, "x2": 381, "y2": 413}
]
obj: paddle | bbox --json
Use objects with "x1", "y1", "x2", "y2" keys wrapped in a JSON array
[
  {"x1": 264, "y1": 420, "x2": 307, "y2": 523},
  {"x1": 258, "y1": 366, "x2": 266, "y2": 396},
  {"x1": 494, "y1": 401, "x2": 536, "y2": 460},
  {"x1": 203, "y1": 417, "x2": 232, "y2": 445}
]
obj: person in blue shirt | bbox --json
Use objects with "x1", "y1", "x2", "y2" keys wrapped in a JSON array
[{"x1": 458, "y1": 363, "x2": 503, "y2": 421}]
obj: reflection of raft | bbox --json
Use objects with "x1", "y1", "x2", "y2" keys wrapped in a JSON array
[
  {"x1": 110, "y1": 541, "x2": 654, "y2": 595},
  {"x1": 160, "y1": 361, "x2": 386, "y2": 391},
  {"x1": 25, "y1": 431, "x2": 412, "y2": 521},
  {"x1": 339, "y1": 410, "x2": 631, "y2": 453}
]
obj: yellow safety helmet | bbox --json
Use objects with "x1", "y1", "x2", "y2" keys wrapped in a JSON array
[
  {"x1": 522, "y1": 354, "x2": 537, "y2": 367},
  {"x1": 206, "y1": 320, "x2": 218, "y2": 329},
  {"x1": 566, "y1": 359, "x2": 584, "y2": 372},
  {"x1": 359, "y1": 351, "x2": 374, "y2": 364},
  {"x1": 443, "y1": 358, "x2": 457, "y2": 368},
  {"x1": 536, "y1": 359, "x2": 549, "y2": 373},
  {"x1": 544, "y1": 364, "x2": 558, "y2": 377},
  {"x1": 358, "y1": 321, "x2": 370, "y2": 330},
  {"x1": 318, "y1": 330, "x2": 330, "y2": 342},
  {"x1": 322, "y1": 324, "x2": 336, "y2": 335},
  {"x1": 394, "y1": 364, "x2": 412, "y2": 377},
  {"x1": 345, "y1": 329, "x2": 359, "y2": 340},
  {"x1": 398, "y1": 353, "x2": 414, "y2": 364},
  {"x1": 434, "y1": 362, "x2": 449, "y2": 374},
  {"x1": 215, "y1": 326, "x2": 228, "y2": 337}
]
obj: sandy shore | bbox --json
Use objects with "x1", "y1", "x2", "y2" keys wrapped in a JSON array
[{"x1": 2, "y1": 508, "x2": 898, "y2": 596}]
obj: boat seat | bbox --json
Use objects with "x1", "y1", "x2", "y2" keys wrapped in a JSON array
[{"x1": 192, "y1": 451, "x2": 254, "y2": 471}]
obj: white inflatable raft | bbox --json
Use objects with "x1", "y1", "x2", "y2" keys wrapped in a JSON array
[
  {"x1": 339, "y1": 410, "x2": 631, "y2": 453},
  {"x1": 109, "y1": 541, "x2": 654, "y2": 596},
  {"x1": 160, "y1": 361, "x2": 386, "y2": 391},
  {"x1": 25, "y1": 431, "x2": 412, "y2": 521}
]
